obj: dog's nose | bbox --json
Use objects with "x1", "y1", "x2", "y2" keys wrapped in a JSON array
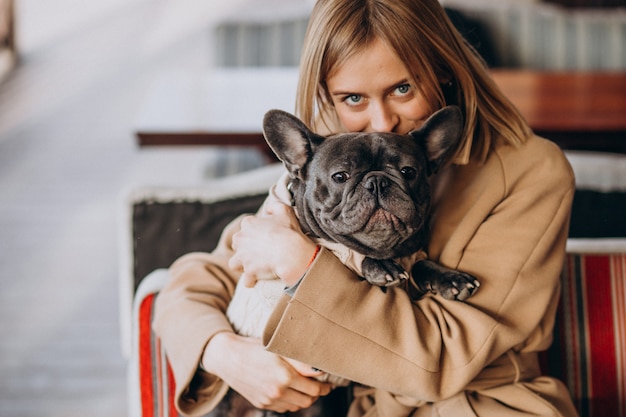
[{"x1": 364, "y1": 176, "x2": 389, "y2": 194}]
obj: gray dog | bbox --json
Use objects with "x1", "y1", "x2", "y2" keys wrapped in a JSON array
[
  {"x1": 262, "y1": 106, "x2": 478, "y2": 297},
  {"x1": 215, "y1": 106, "x2": 479, "y2": 417}
]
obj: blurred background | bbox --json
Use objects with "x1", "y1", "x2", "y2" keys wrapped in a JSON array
[
  {"x1": 0, "y1": 1, "x2": 300, "y2": 415},
  {"x1": 0, "y1": 0, "x2": 624, "y2": 416}
]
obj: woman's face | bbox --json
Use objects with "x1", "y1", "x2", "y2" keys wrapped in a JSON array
[{"x1": 326, "y1": 37, "x2": 434, "y2": 134}]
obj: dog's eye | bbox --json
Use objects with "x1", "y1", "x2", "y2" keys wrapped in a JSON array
[
  {"x1": 400, "y1": 167, "x2": 417, "y2": 179},
  {"x1": 332, "y1": 172, "x2": 350, "y2": 183}
]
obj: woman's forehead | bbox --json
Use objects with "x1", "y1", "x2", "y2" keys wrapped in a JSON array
[{"x1": 326, "y1": 38, "x2": 412, "y2": 91}]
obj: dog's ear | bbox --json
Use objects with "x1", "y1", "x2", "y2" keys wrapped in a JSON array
[
  {"x1": 263, "y1": 109, "x2": 325, "y2": 179},
  {"x1": 410, "y1": 105, "x2": 464, "y2": 175}
]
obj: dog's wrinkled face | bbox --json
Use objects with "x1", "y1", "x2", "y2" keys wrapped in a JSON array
[
  {"x1": 262, "y1": 106, "x2": 463, "y2": 260},
  {"x1": 302, "y1": 132, "x2": 429, "y2": 258}
]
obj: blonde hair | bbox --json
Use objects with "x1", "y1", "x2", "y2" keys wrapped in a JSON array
[{"x1": 296, "y1": 0, "x2": 532, "y2": 163}]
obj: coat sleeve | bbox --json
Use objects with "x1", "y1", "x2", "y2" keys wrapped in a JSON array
[
  {"x1": 152, "y1": 216, "x2": 243, "y2": 416},
  {"x1": 262, "y1": 137, "x2": 575, "y2": 402},
  {"x1": 152, "y1": 179, "x2": 290, "y2": 416}
]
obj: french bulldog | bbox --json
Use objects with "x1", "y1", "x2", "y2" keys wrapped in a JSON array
[
  {"x1": 218, "y1": 106, "x2": 479, "y2": 417},
  {"x1": 262, "y1": 105, "x2": 479, "y2": 298}
]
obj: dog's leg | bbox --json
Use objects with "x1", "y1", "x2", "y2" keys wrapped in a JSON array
[
  {"x1": 411, "y1": 259, "x2": 480, "y2": 301},
  {"x1": 361, "y1": 257, "x2": 409, "y2": 288}
]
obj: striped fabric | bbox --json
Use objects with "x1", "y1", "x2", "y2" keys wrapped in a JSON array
[
  {"x1": 137, "y1": 291, "x2": 180, "y2": 417},
  {"x1": 214, "y1": 4, "x2": 626, "y2": 70},
  {"x1": 543, "y1": 253, "x2": 626, "y2": 417},
  {"x1": 133, "y1": 252, "x2": 626, "y2": 417}
]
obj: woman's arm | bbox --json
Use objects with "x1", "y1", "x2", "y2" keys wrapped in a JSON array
[{"x1": 152, "y1": 215, "x2": 330, "y2": 416}]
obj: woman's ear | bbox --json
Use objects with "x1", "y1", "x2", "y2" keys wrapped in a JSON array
[
  {"x1": 410, "y1": 105, "x2": 464, "y2": 175},
  {"x1": 262, "y1": 110, "x2": 325, "y2": 179}
]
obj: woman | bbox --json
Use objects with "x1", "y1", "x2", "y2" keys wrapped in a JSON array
[{"x1": 153, "y1": 0, "x2": 578, "y2": 415}]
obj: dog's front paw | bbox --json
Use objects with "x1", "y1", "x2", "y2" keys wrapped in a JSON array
[
  {"x1": 361, "y1": 257, "x2": 408, "y2": 288},
  {"x1": 432, "y1": 271, "x2": 480, "y2": 301}
]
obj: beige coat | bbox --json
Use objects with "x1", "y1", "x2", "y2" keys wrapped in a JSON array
[
  {"x1": 227, "y1": 172, "x2": 425, "y2": 340},
  {"x1": 153, "y1": 133, "x2": 579, "y2": 417}
]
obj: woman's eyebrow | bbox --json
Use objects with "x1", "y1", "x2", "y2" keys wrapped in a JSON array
[
  {"x1": 329, "y1": 88, "x2": 360, "y2": 97},
  {"x1": 330, "y1": 78, "x2": 411, "y2": 97},
  {"x1": 384, "y1": 79, "x2": 410, "y2": 94}
]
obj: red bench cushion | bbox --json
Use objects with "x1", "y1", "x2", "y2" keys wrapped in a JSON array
[{"x1": 542, "y1": 253, "x2": 626, "y2": 417}]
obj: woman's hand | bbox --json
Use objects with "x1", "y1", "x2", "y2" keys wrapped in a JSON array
[
  {"x1": 201, "y1": 332, "x2": 331, "y2": 413},
  {"x1": 229, "y1": 202, "x2": 318, "y2": 287}
]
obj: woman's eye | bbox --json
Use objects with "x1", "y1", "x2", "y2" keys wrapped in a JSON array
[
  {"x1": 394, "y1": 84, "x2": 411, "y2": 96},
  {"x1": 332, "y1": 172, "x2": 350, "y2": 183},
  {"x1": 343, "y1": 94, "x2": 363, "y2": 107},
  {"x1": 400, "y1": 167, "x2": 417, "y2": 179}
]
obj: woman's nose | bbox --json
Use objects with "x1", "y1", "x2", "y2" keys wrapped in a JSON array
[{"x1": 369, "y1": 104, "x2": 399, "y2": 133}]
